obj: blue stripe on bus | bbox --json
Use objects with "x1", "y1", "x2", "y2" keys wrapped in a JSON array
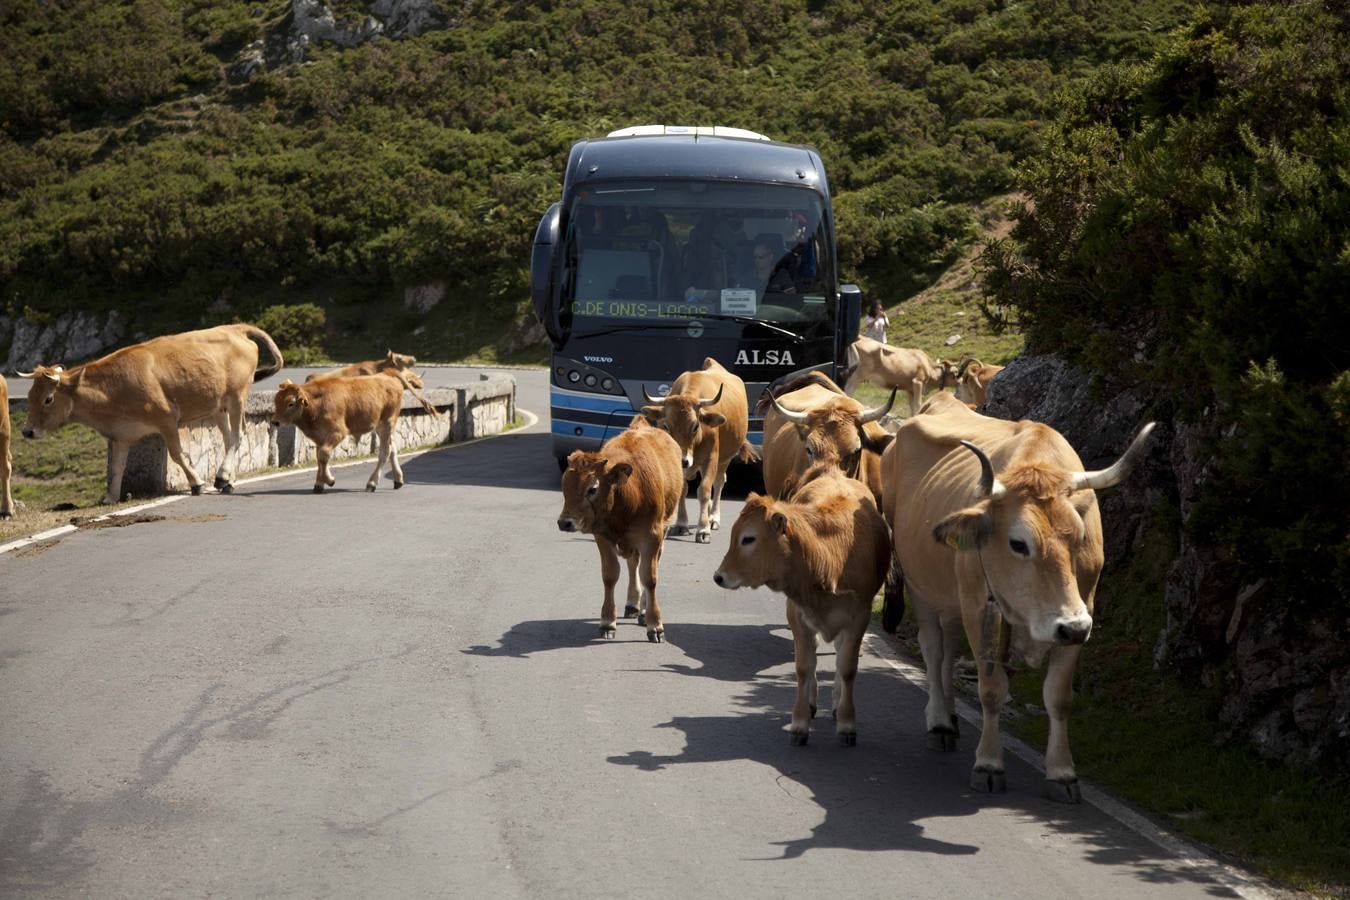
[
  {"x1": 550, "y1": 388, "x2": 634, "y2": 413},
  {"x1": 551, "y1": 420, "x2": 611, "y2": 440}
]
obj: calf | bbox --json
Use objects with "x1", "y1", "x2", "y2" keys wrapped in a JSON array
[
  {"x1": 713, "y1": 465, "x2": 891, "y2": 745},
  {"x1": 306, "y1": 350, "x2": 424, "y2": 390},
  {"x1": 1, "y1": 380, "x2": 13, "y2": 518},
  {"x1": 270, "y1": 372, "x2": 433, "y2": 493},
  {"x1": 843, "y1": 336, "x2": 944, "y2": 416},
  {"x1": 953, "y1": 359, "x2": 1005, "y2": 407},
  {"x1": 641, "y1": 357, "x2": 757, "y2": 543},
  {"x1": 20, "y1": 324, "x2": 283, "y2": 501},
  {"x1": 557, "y1": 419, "x2": 683, "y2": 642}
]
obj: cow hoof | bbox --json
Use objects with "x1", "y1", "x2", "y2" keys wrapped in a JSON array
[
  {"x1": 926, "y1": 727, "x2": 958, "y2": 752},
  {"x1": 695, "y1": 529, "x2": 711, "y2": 544},
  {"x1": 789, "y1": 731, "x2": 809, "y2": 747},
  {"x1": 0, "y1": 512, "x2": 11, "y2": 519},
  {"x1": 668, "y1": 525, "x2": 690, "y2": 536},
  {"x1": 190, "y1": 484, "x2": 203, "y2": 496},
  {"x1": 622, "y1": 605, "x2": 640, "y2": 619},
  {"x1": 970, "y1": 766, "x2": 1007, "y2": 794},
  {"x1": 599, "y1": 624, "x2": 616, "y2": 639},
  {"x1": 647, "y1": 629, "x2": 664, "y2": 643},
  {"x1": 218, "y1": 482, "x2": 234, "y2": 495},
  {"x1": 839, "y1": 731, "x2": 857, "y2": 747},
  {"x1": 366, "y1": 484, "x2": 377, "y2": 492},
  {"x1": 213, "y1": 475, "x2": 228, "y2": 491},
  {"x1": 313, "y1": 485, "x2": 325, "y2": 494},
  {"x1": 709, "y1": 519, "x2": 720, "y2": 530},
  {"x1": 393, "y1": 480, "x2": 404, "y2": 490},
  {"x1": 1044, "y1": 778, "x2": 1082, "y2": 804},
  {"x1": 636, "y1": 612, "x2": 646, "y2": 627}
]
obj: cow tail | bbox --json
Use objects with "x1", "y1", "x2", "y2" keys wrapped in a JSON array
[
  {"x1": 241, "y1": 324, "x2": 285, "y2": 382},
  {"x1": 737, "y1": 440, "x2": 760, "y2": 464},
  {"x1": 390, "y1": 371, "x2": 441, "y2": 417},
  {"x1": 881, "y1": 557, "x2": 906, "y2": 634}
]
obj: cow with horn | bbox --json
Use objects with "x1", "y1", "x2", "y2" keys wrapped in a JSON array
[
  {"x1": 640, "y1": 357, "x2": 756, "y2": 543},
  {"x1": 880, "y1": 390, "x2": 1155, "y2": 802}
]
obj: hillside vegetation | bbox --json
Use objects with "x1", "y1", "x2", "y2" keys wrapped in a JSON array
[{"x1": 1, "y1": 0, "x2": 1194, "y2": 359}]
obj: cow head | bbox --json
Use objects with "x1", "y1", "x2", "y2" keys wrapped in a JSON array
[
  {"x1": 18, "y1": 365, "x2": 78, "y2": 437},
  {"x1": 771, "y1": 390, "x2": 895, "y2": 479},
  {"x1": 713, "y1": 493, "x2": 791, "y2": 592},
  {"x1": 271, "y1": 380, "x2": 310, "y2": 426},
  {"x1": 640, "y1": 384, "x2": 725, "y2": 469},
  {"x1": 557, "y1": 450, "x2": 633, "y2": 534},
  {"x1": 384, "y1": 350, "x2": 416, "y2": 370},
  {"x1": 932, "y1": 424, "x2": 1156, "y2": 646},
  {"x1": 936, "y1": 359, "x2": 961, "y2": 391}
]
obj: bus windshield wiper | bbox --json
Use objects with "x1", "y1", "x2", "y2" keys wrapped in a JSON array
[
  {"x1": 572, "y1": 322, "x2": 695, "y2": 339},
  {"x1": 692, "y1": 313, "x2": 805, "y2": 343}
]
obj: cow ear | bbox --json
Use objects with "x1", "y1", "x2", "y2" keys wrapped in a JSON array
[
  {"x1": 566, "y1": 450, "x2": 586, "y2": 471},
  {"x1": 280, "y1": 379, "x2": 294, "y2": 387},
  {"x1": 862, "y1": 427, "x2": 893, "y2": 455},
  {"x1": 700, "y1": 411, "x2": 725, "y2": 428},
  {"x1": 770, "y1": 511, "x2": 792, "y2": 537},
  {"x1": 932, "y1": 504, "x2": 991, "y2": 552},
  {"x1": 609, "y1": 462, "x2": 634, "y2": 485},
  {"x1": 640, "y1": 405, "x2": 664, "y2": 424}
]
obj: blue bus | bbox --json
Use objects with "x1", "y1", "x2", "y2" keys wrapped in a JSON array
[{"x1": 531, "y1": 125, "x2": 863, "y2": 467}]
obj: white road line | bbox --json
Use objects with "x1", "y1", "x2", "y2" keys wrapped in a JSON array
[
  {"x1": 862, "y1": 630, "x2": 1281, "y2": 900},
  {"x1": 0, "y1": 409, "x2": 540, "y2": 557}
]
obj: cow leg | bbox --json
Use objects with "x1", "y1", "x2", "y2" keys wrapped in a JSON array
[
  {"x1": 0, "y1": 437, "x2": 12, "y2": 517},
  {"x1": 669, "y1": 473, "x2": 693, "y2": 536},
  {"x1": 160, "y1": 428, "x2": 204, "y2": 497},
  {"x1": 843, "y1": 368, "x2": 861, "y2": 396},
  {"x1": 213, "y1": 394, "x2": 244, "y2": 492},
  {"x1": 623, "y1": 550, "x2": 642, "y2": 620},
  {"x1": 962, "y1": 603, "x2": 1008, "y2": 793},
  {"x1": 708, "y1": 466, "x2": 728, "y2": 531},
  {"x1": 1042, "y1": 643, "x2": 1083, "y2": 803},
  {"x1": 908, "y1": 379, "x2": 923, "y2": 417},
  {"x1": 100, "y1": 440, "x2": 129, "y2": 503},
  {"x1": 915, "y1": 602, "x2": 958, "y2": 751},
  {"x1": 786, "y1": 601, "x2": 817, "y2": 744},
  {"x1": 833, "y1": 621, "x2": 866, "y2": 746},
  {"x1": 314, "y1": 445, "x2": 336, "y2": 492},
  {"x1": 595, "y1": 537, "x2": 621, "y2": 638},
  {"x1": 693, "y1": 464, "x2": 714, "y2": 543},
  {"x1": 386, "y1": 423, "x2": 405, "y2": 488},
  {"x1": 639, "y1": 537, "x2": 664, "y2": 642},
  {"x1": 367, "y1": 427, "x2": 389, "y2": 491}
]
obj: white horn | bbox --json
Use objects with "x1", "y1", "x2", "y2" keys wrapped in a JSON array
[
  {"x1": 959, "y1": 440, "x2": 1007, "y2": 500},
  {"x1": 860, "y1": 389, "x2": 897, "y2": 423},
  {"x1": 16, "y1": 370, "x2": 36, "y2": 378},
  {"x1": 1071, "y1": 422, "x2": 1157, "y2": 492},
  {"x1": 698, "y1": 384, "x2": 724, "y2": 408},
  {"x1": 641, "y1": 385, "x2": 669, "y2": 405},
  {"x1": 770, "y1": 392, "x2": 810, "y2": 425}
]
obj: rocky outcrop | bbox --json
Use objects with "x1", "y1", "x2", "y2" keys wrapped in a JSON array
[
  {"x1": 3, "y1": 311, "x2": 126, "y2": 371},
  {"x1": 983, "y1": 355, "x2": 1350, "y2": 768}
]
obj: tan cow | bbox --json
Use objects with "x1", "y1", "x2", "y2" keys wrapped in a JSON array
[
  {"x1": 1, "y1": 379, "x2": 13, "y2": 518},
  {"x1": 953, "y1": 358, "x2": 1005, "y2": 407},
  {"x1": 880, "y1": 392, "x2": 1154, "y2": 802},
  {"x1": 640, "y1": 357, "x2": 757, "y2": 543},
  {"x1": 20, "y1": 324, "x2": 283, "y2": 502},
  {"x1": 759, "y1": 371, "x2": 895, "y2": 505},
  {"x1": 305, "y1": 351, "x2": 423, "y2": 389},
  {"x1": 714, "y1": 464, "x2": 891, "y2": 745},
  {"x1": 270, "y1": 371, "x2": 433, "y2": 493},
  {"x1": 843, "y1": 336, "x2": 944, "y2": 416},
  {"x1": 557, "y1": 418, "x2": 683, "y2": 642}
]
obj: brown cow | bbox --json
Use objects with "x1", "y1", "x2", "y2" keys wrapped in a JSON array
[
  {"x1": 305, "y1": 351, "x2": 423, "y2": 389},
  {"x1": 1, "y1": 379, "x2": 13, "y2": 518},
  {"x1": 953, "y1": 358, "x2": 1005, "y2": 407},
  {"x1": 759, "y1": 371, "x2": 894, "y2": 504},
  {"x1": 640, "y1": 357, "x2": 757, "y2": 543},
  {"x1": 880, "y1": 393, "x2": 1154, "y2": 801},
  {"x1": 713, "y1": 464, "x2": 891, "y2": 745},
  {"x1": 557, "y1": 418, "x2": 683, "y2": 642},
  {"x1": 19, "y1": 324, "x2": 283, "y2": 502},
  {"x1": 270, "y1": 371, "x2": 434, "y2": 493},
  {"x1": 843, "y1": 336, "x2": 944, "y2": 416}
]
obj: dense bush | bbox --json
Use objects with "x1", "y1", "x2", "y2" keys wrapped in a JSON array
[
  {"x1": 981, "y1": 0, "x2": 1350, "y2": 609},
  {"x1": 0, "y1": 0, "x2": 1196, "y2": 333},
  {"x1": 254, "y1": 302, "x2": 326, "y2": 365}
]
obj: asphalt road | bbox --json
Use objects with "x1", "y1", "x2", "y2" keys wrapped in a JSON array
[{"x1": 0, "y1": 366, "x2": 1271, "y2": 898}]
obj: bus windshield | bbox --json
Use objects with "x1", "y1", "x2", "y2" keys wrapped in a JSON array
[{"x1": 563, "y1": 180, "x2": 831, "y2": 327}]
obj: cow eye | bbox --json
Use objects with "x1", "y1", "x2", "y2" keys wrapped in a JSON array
[
  {"x1": 804, "y1": 445, "x2": 814, "y2": 459},
  {"x1": 1009, "y1": 539, "x2": 1030, "y2": 557},
  {"x1": 740, "y1": 534, "x2": 756, "y2": 546},
  {"x1": 585, "y1": 484, "x2": 598, "y2": 499}
]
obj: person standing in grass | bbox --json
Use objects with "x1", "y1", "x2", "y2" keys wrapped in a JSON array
[{"x1": 862, "y1": 300, "x2": 889, "y2": 343}]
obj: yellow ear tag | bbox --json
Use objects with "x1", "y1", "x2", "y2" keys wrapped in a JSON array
[{"x1": 945, "y1": 531, "x2": 967, "y2": 551}]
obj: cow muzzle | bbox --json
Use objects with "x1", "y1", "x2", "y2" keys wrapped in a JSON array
[
  {"x1": 682, "y1": 453, "x2": 693, "y2": 470},
  {"x1": 21, "y1": 426, "x2": 39, "y2": 439},
  {"x1": 557, "y1": 517, "x2": 578, "y2": 533},
  {"x1": 712, "y1": 569, "x2": 738, "y2": 589},
  {"x1": 1053, "y1": 615, "x2": 1093, "y2": 646}
]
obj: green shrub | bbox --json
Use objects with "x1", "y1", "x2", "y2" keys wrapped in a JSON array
[{"x1": 253, "y1": 303, "x2": 327, "y2": 366}]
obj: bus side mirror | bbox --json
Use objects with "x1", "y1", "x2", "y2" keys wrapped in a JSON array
[
  {"x1": 531, "y1": 202, "x2": 566, "y2": 347},
  {"x1": 838, "y1": 284, "x2": 863, "y2": 377}
]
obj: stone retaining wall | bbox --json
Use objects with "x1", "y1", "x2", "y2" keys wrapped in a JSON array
[{"x1": 9, "y1": 374, "x2": 515, "y2": 497}]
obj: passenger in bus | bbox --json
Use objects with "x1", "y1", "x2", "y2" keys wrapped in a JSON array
[
  {"x1": 753, "y1": 236, "x2": 796, "y2": 296},
  {"x1": 787, "y1": 212, "x2": 818, "y2": 287},
  {"x1": 682, "y1": 213, "x2": 739, "y2": 302}
]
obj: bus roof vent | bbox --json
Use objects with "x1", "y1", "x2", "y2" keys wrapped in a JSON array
[{"x1": 606, "y1": 124, "x2": 770, "y2": 141}]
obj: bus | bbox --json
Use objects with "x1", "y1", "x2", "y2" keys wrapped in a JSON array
[{"x1": 530, "y1": 125, "x2": 863, "y2": 467}]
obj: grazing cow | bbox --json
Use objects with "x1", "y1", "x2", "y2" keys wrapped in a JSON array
[
  {"x1": 759, "y1": 371, "x2": 894, "y2": 504},
  {"x1": 19, "y1": 324, "x2": 283, "y2": 502},
  {"x1": 270, "y1": 371, "x2": 434, "y2": 493},
  {"x1": 880, "y1": 394, "x2": 1154, "y2": 802},
  {"x1": 557, "y1": 419, "x2": 683, "y2": 642},
  {"x1": 1, "y1": 380, "x2": 13, "y2": 518},
  {"x1": 305, "y1": 350, "x2": 423, "y2": 389},
  {"x1": 953, "y1": 359, "x2": 1005, "y2": 407},
  {"x1": 713, "y1": 464, "x2": 891, "y2": 745},
  {"x1": 640, "y1": 357, "x2": 757, "y2": 543},
  {"x1": 843, "y1": 336, "x2": 944, "y2": 416}
]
